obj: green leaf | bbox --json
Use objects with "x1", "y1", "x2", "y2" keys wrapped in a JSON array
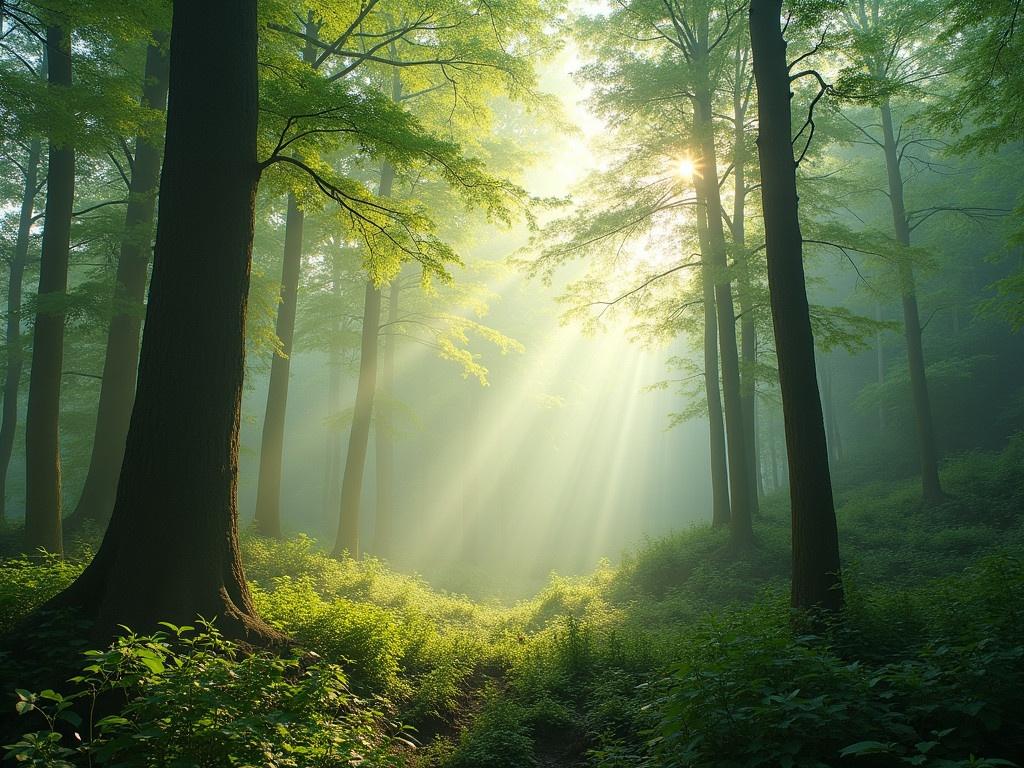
[{"x1": 840, "y1": 741, "x2": 895, "y2": 758}]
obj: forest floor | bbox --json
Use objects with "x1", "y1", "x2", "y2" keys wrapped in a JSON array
[{"x1": 1, "y1": 435, "x2": 1023, "y2": 766}]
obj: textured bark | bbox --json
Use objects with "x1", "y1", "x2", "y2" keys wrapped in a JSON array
[
  {"x1": 693, "y1": 85, "x2": 752, "y2": 549},
  {"x1": 46, "y1": 0, "x2": 283, "y2": 643},
  {"x1": 750, "y1": 0, "x2": 843, "y2": 611},
  {"x1": 372, "y1": 278, "x2": 400, "y2": 556},
  {"x1": 0, "y1": 139, "x2": 41, "y2": 522},
  {"x1": 879, "y1": 100, "x2": 943, "y2": 502},
  {"x1": 696, "y1": 193, "x2": 731, "y2": 528},
  {"x1": 252, "y1": 19, "x2": 319, "y2": 538},
  {"x1": 25, "y1": 24, "x2": 74, "y2": 556},
  {"x1": 67, "y1": 38, "x2": 169, "y2": 531}
]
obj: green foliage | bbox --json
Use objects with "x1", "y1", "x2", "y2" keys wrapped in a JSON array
[{"x1": 5, "y1": 622, "x2": 404, "y2": 768}]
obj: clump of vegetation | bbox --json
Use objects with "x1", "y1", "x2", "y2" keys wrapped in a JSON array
[{"x1": 5, "y1": 622, "x2": 404, "y2": 768}]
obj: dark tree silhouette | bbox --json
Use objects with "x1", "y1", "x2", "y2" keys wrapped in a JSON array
[{"x1": 749, "y1": 0, "x2": 842, "y2": 611}]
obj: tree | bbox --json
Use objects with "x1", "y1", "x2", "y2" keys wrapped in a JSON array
[
  {"x1": 749, "y1": 0, "x2": 843, "y2": 611},
  {"x1": 24, "y1": 20, "x2": 74, "y2": 555},
  {"x1": 45, "y1": 0, "x2": 285, "y2": 641},
  {"x1": 0, "y1": 135, "x2": 41, "y2": 523},
  {"x1": 836, "y1": 0, "x2": 946, "y2": 501},
  {"x1": 66, "y1": 31, "x2": 170, "y2": 530}
]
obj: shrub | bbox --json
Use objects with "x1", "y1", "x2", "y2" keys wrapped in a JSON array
[{"x1": 4, "y1": 622, "x2": 405, "y2": 768}]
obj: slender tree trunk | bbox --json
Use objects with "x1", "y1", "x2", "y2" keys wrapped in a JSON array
[
  {"x1": 768, "y1": 409, "x2": 780, "y2": 492},
  {"x1": 67, "y1": 37, "x2": 169, "y2": 531},
  {"x1": 697, "y1": 188, "x2": 731, "y2": 528},
  {"x1": 252, "y1": 19, "x2": 319, "y2": 538},
  {"x1": 323, "y1": 251, "x2": 346, "y2": 522},
  {"x1": 875, "y1": 302, "x2": 886, "y2": 433},
  {"x1": 878, "y1": 100, "x2": 943, "y2": 502},
  {"x1": 45, "y1": 0, "x2": 283, "y2": 643},
  {"x1": 25, "y1": 24, "x2": 74, "y2": 556},
  {"x1": 333, "y1": 164, "x2": 394, "y2": 558},
  {"x1": 731, "y1": 47, "x2": 760, "y2": 517},
  {"x1": 333, "y1": 279, "x2": 384, "y2": 558},
  {"x1": 694, "y1": 85, "x2": 752, "y2": 548},
  {"x1": 0, "y1": 138, "x2": 41, "y2": 522},
  {"x1": 372, "y1": 277, "x2": 399, "y2": 556},
  {"x1": 750, "y1": 0, "x2": 843, "y2": 611},
  {"x1": 252, "y1": 195, "x2": 303, "y2": 538}
]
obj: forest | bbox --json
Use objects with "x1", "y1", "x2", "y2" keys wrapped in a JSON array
[{"x1": 0, "y1": 0, "x2": 1022, "y2": 764}]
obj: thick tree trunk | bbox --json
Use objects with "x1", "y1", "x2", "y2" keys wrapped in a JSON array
[
  {"x1": 697, "y1": 196, "x2": 731, "y2": 528},
  {"x1": 24, "y1": 24, "x2": 74, "y2": 556},
  {"x1": 46, "y1": 0, "x2": 283, "y2": 643},
  {"x1": 750, "y1": 0, "x2": 843, "y2": 611},
  {"x1": 693, "y1": 88, "x2": 752, "y2": 548},
  {"x1": 333, "y1": 161, "x2": 395, "y2": 558},
  {"x1": 372, "y1": 277, "x2": 399, "y2": 556},
  {"x1": 879, "y1": 100, "x2": 943, "y2": 502},
  {"x1": 67, "y1": 38, "x2": 169, "y2": 531},
  {"x1": 0, "y1": 138, "x2": 41, "y2": 522},
  {"x1": 252, "y1": 22, "x2": 318, "y2": 538}
]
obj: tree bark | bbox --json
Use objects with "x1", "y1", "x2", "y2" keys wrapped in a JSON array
[
  {"x1": 45, "y1": 0, "x2": 283, "y2": 643},
  {"x1": 372, "y1": 277, "x2": 399, "y2": 556},
  {"x1": 696, "y1": 192, "x2": 731, "y2": 528},
  {"x1": 0, "y1": 138, "x2": 41, "y2": 522},
  {"x1": 252, "y1": 18, "x2": 319, "y2": 538},
  {"x1": 749, "y1": 0, "x2": 843, "y2": 611},
  {"x1": 693, "y1": 86, "x2": 753, "y2": 549},
  {"x1": 67, "y1": 37, "x2": 169, "y2": 531},
  {"x1": 24, "y1": 24, "x2": 74, "y2": 556},
  {"x1": 879, "y1": 99, "x2": 943, "y2": 502}
]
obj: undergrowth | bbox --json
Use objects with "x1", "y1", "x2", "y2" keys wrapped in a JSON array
[{"x1": 0, "y1": 435, "x2": 1022, "y2": 766}]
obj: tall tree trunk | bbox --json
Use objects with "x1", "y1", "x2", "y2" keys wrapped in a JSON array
[
  {"x1": 67, "y1": 37, "x2": 169, "y2": 531},
  {"x1": 333, "y1": 279, "x2": 384, "y2": 558},
  {"x1": 323, "y1": 252, "x2": 345, "y2": 521},
  {"x1": 697, "y1": 194, "x2": 731, "y2": 528},
  {"x1": 252, "y1": 18, "x2": 319, "y2": 538},
  {"x1": 252, "y1": 195, "x2": 303, "y2": 538},
  {"x1": 372, "y1": 277, "x2": 399, "y2": 556},
  {"x1": 768, "y1": 408, "x2": 780, "y2": 492},
  {"x1": 750, "y1": 0, "x2": 843, "y2": 611},
  {"x1": 875, "y1": 301, "x2": 886, "y2": 434},
  {"x1": 0, "y1": 138, "x2": 41, "y2": 522},
  {"x1": 731, "y1": 45, "x2": 760, "y2": 517},
  {"x1": 333, "y1": 163, "x2": 394, "y2": 558},
  {"x1": 25, "y1": 24, "x2": 74, "y2": 556},
  {"x1": 693, "y1": 86, "x2": 752, "y2": 549},
  {"x1": 879, "y1": 100, "x2": 943, "y2": 502},
  {"x1": 46, "y1": 0, "x2": 283, "y2": 642}
]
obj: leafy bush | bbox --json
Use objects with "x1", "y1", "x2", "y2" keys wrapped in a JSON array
[{"x1": 4, "y1": 622, "x2": 405, "y2": 768}]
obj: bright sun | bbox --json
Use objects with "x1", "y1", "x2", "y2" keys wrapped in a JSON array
[{"x1": 675, "y1": 156, "x2": 696, "y2": 180}]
